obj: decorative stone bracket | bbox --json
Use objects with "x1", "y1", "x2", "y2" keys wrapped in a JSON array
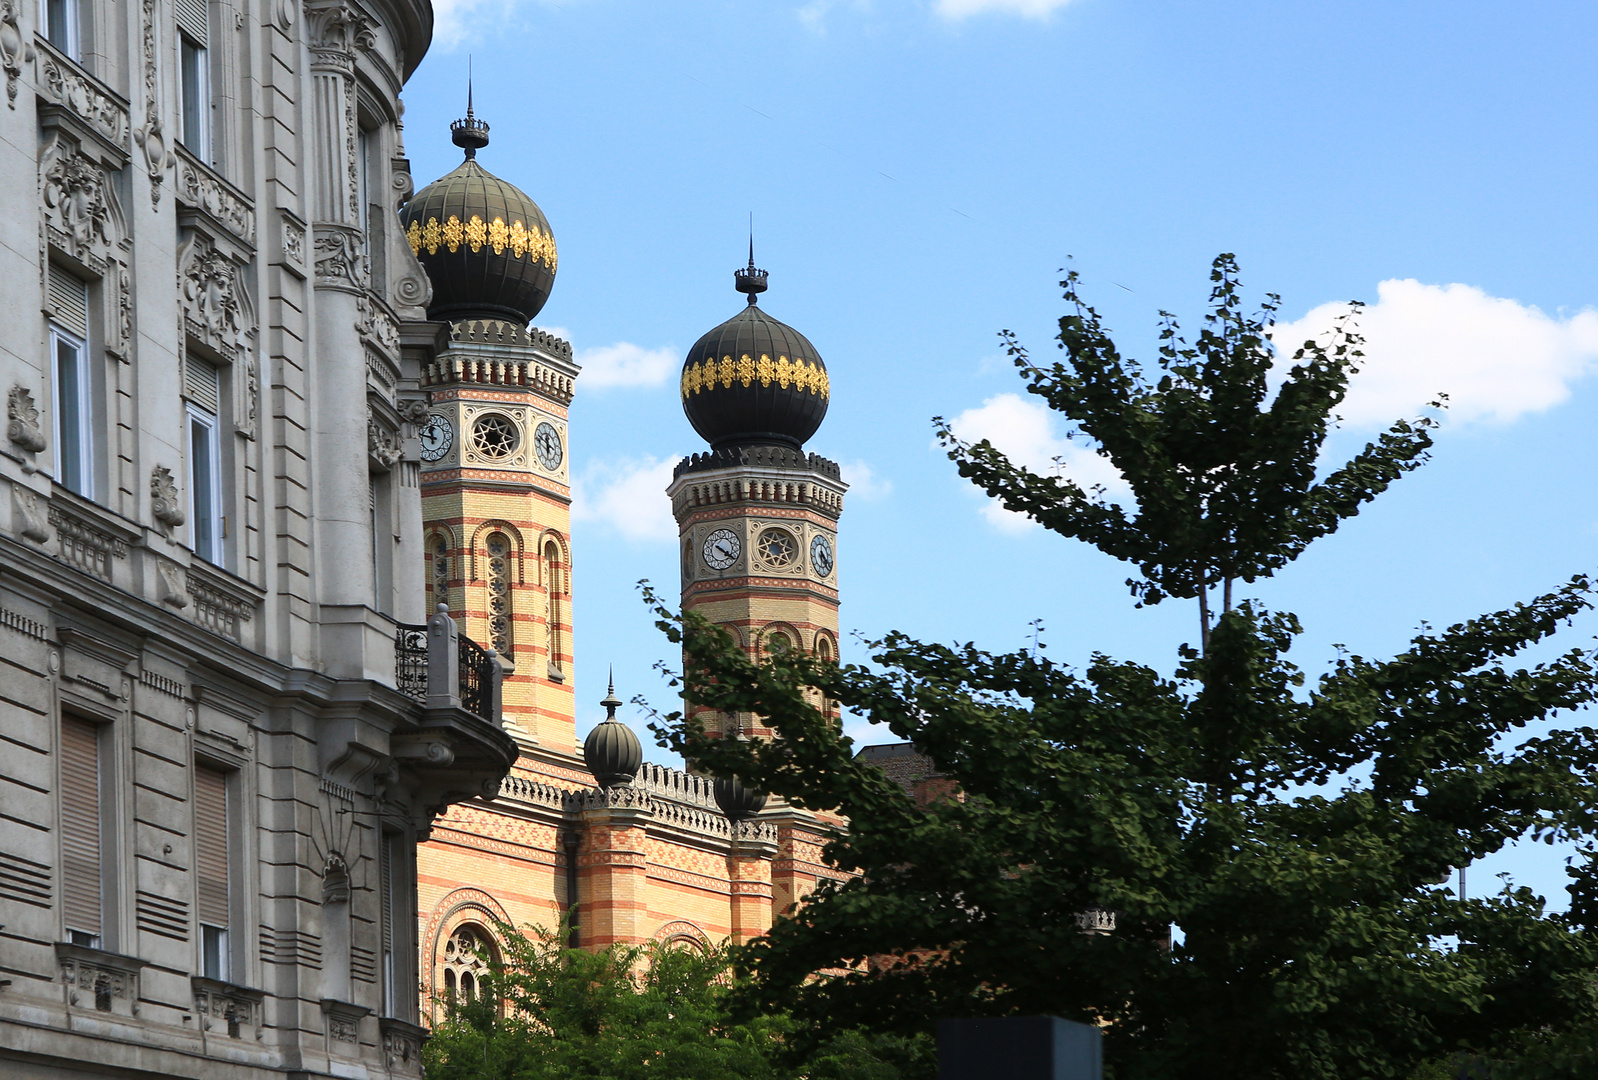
[
  {"x1": 380, "y1": 1017, "x2": 428, "y2": 1074},
  {"x1": 7, "y1": 386, "x2": 46, "y2": 464},
  {"x1": 57, "y1": 942, "x2": 144, "y2": 1017},
  {"x1": 192, "y1": 976, "x2": 265, "y2": 1039},
  {"x1": 321, "y1": 997, "x2": 370, "y2": 1045}
]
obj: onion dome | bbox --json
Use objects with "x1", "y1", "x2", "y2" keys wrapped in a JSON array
[
  {"x1": 713, "y1": 774, "x2": 768, "y2": 822},
  {"x1": 400, "y1": 93, "x2": 557, "y2": 326},
  {"x1": 582, "y1": 673, "x2": 641, "y2": 789},
  {"x1": 680, "y1": 248, "x2": 829, "y2": 451}
]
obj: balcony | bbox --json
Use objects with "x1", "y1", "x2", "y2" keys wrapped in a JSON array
[
  {"x1": 389, "y1": 606, "x2": 516, "y2": 809},
  {"x1": 394, "y1": 605, "x2": 501, "y2": 723}
]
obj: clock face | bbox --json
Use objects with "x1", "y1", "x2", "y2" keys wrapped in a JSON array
[
  {"x1": 534, "y1": 421, "x2": 563, "y2": 470},
  {"x1": 810, "y1": 534, "x2": 834, "y2": 577},
  {"x1": 701, "y1": 528, "x2": 740, "y2": 570},
  {"x1": 419, "y1": 414, "x2": 453, "y2": 462}
]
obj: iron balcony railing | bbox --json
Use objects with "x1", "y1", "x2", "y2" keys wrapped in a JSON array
[
  {"x1": 458, "y1": 634, "x2": 493, "y2": 720},
  {"x1": 395, "y1": 622, "x2": 429, "y2": 702},
  {"x1": 393, "y1": 609, "x2": 500, "y2": 725}
]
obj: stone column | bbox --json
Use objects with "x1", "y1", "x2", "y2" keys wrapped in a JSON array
[
  {"x1": 727, "y1": 821, "x2": 778, "y2": 944},
  {"x1": 577, "y1": 788, "x2": 653, "y2": 947}
]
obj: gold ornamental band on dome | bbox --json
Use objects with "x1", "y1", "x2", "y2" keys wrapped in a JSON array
[
  {"x1": 406, "y1": 214, "x2": 558, "y2": 270},
  {"x1": 680, "y1": 354, "x2": 830, "y2": 400}
]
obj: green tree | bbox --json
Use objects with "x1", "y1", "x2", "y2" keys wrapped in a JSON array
[
  {"x1": 648, "y1": 256, "x2": 1598, "y2": 1079},
  {"x1": 422, "y1": 922, "x2": 930, "y2": 1080}
]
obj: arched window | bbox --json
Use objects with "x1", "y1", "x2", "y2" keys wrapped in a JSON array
[
  {"x1": 485, "y1": 533, "x2": 512, "y2": 657},
  {"x1": 545, "y1": 541, "x2": 563, "y2": 676},
  {"x1": 765, "y1": 628, "x2": 792, "y2": 654},
  {"x1": 440, "y1": 925, "x2": 494, "y2": 1006},
  {"x1": 430, "y1": 535, "x2": 450, "y2": 611},
  {"x1": 816, "y1": 636, "x2": 833, "y2": 663}
]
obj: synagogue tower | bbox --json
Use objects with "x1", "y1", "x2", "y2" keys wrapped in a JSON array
[
  {"x1": 667, "y1": 252, "x2": 847, "y2": 742},
  {"x1": 401, "y1": 104, "x2": 576, "y2": 751}
]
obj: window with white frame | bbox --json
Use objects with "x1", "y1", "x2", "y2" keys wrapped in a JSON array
[
  {"x1": 48, "y1": 265, "x2": 93, "y2": 498},
  {"x1": 176, "y1": 0, "x2": 211, "y2": 163},
  {"x1": 41, "y1": 0, "x2": 79, "y2": 59},
  {"x1": 194, "y1": 762, "x2": 232, "y2": 982},
  {"x1": 185, "y1": 358, "x2": 224, "y2": 565}
]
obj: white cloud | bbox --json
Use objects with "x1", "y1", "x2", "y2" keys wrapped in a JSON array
[
  {"x1": 1270, "y1": 280, "x2": 1598, "y2": 428},
  {"x1": 946, "y1": 393, "x2": 1126, "y2": 533},
  {"x1": 575, "y1": 342, "x2": 678, "y2": 391},
  {"x1": 935, "y1": 0, "x2": 1075, "y2": 18},
  {"x1": 839, "y1": 459, "x2": 891, "y2": 501},
  {"x1": 572, "y1": 457, "x2": 678, "y2": 543}
]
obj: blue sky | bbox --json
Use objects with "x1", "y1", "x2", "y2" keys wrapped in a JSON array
[{"x1": 400, "y1": 0, "x2": 1598, "y2": 907}]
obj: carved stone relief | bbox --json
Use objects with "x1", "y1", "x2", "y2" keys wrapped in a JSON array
[
  {"x1": 12, "y1": 485, "x2": 50, "y2": 544},
  {"x1": 313, "y1": 225, "x2": 364, "y2": 290},
  {"x1": 41, "y1": 133, "x2": 126, "y2": 264},
  {"x1": 131, "y1": 0, "x2": 172, "y2": 205},
  {"x1": 7, "y1": 386, "x2": 46, "y2": 454},
  {"x1": 177, "y1": 151, "x2": 257, "y2": 248},
  {"x1": 150, "y1": 465, "x2": 185, "y2": 535},
  {"x1": 177, "y1": 232, "x2": 257, "y2": 361},
  {"x1": 305, "y1": 0, "x2": 376, "y2": 62},
  {"x1": 355, "y1": 293, "x2": 399, "y2": 355},
  {"x1": 367, "y1": 410, "x2": 401, "y2": 471},
  {"x1": 36, "y1": 46, "x2": 131, "y2": 152},
  {"x1": 0, "y1": 0, "x2": 32, "y2": 108},
  {"x1": 156, "y1": 558, "x2": 190, "y2": 608},
  {"x1": 280, "y1": 211, "x2": 306, "y2": 272},
  {"x1": 48, "y1": 502, "x2": 129, "y2": 580}
]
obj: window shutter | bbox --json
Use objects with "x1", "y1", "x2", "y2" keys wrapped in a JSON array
[
  {"x1": 381, "y1": 834, "x2": 395, "y2": 954},
  {"x1": 48, "y1": 264, "x2": 88, "y2": 340},
  {"x1": 185, "y1": 358, "x2": 220, "y2": 415},
  {"x1": 194, "y1": 765, "x2": 229, "y2": 929},
  {"x1": 59, "y1": 717, "x2": 102, "y2": 939},
  {"x1": 175, "y1": 0, "x2": 208, "y2": 45}
]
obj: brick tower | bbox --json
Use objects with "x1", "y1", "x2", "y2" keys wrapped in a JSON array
[
  {"x1": 404, "y1": 104, "x2": 577, "y2": 751},
  {"x1": 667, "y1": 254, "x2": 848, "y2": 921}
]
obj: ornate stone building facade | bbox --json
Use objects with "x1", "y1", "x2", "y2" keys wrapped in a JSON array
[
  {"x1": 405, "y1": 134, "x2": 850, "y2": 1009},
  {"x1": 0, "y1": 0, "x2": 516, "y2": 1077}
]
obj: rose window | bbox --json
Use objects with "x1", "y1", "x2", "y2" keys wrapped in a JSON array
[
  {"x1": 470, "y1": 414, "x2": 519, "y2": 461},
  {"x1": 755, "y1": 528, "x2": 796, "y2": 567}
]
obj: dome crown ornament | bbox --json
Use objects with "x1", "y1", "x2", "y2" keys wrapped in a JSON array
[
  {"x1": 450, "y1": 79, "x2": 490, "y2": 158},
  {"x1": 400, "y1": 86, "x2": 557, "y2": 327},
  {"x1": 680, "y1": 248, "x2": 829, "y2": 452},
  {"x1": 582, "y1": 670, "x2": 642, "y2": 789}
]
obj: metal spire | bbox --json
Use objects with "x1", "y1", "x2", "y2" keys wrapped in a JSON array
[
  {"x1": 600, "y1": 666, "x2": 622, "y2": 721},
  {"x1": 735, "y1": 218, "x2": 768, "y2": 305},
  {"x1": 450, "y1": 56, "x2": 490, "y2": 158}
]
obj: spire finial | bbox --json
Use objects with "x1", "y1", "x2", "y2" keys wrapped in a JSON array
[
  {"x1": 735, "y1": 219, "x2": 768, "y2": 305},
  {"x1": 600, "y1": 666, "x2": 622, "y2": 720},
  {"x1": 450, "y1": 57, "x2": 490, "y2": 159}
]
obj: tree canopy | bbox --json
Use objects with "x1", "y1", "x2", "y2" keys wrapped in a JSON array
[
  {"x1": 649, "y1": 256, "x2": 1598, "y2": 1080},
  {"x1": 422, "y1": 923, "x2": 930, "y2": 1080}
]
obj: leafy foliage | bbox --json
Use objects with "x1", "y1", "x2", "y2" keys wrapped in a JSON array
[
  {"x1": 935, "y1": 254, "x2": 1437, "y2": 642},
  {"x1": 422, "y1": 923, "x2": 931, "y2": 1080},
  {"x1": 648, "y1": 258, "x2": 1598, "y2": 1079}
]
